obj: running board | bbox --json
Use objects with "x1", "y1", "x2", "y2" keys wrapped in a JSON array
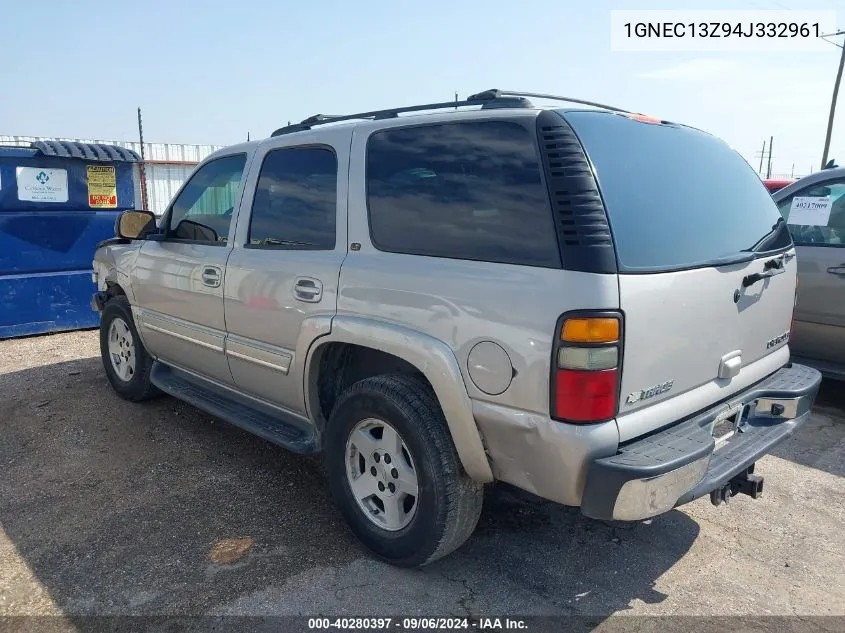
[{"x1": 150, "y1": 362, "x2": 318, "y2": 453}]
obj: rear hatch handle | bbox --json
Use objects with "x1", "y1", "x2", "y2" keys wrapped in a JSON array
[{"x1": 741, "y1": 255, "x2": 788, "y2": 288}]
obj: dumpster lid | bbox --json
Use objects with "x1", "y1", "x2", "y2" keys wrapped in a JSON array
[{"x1": 30, "y1": 141, "x2": 141, "y2": 163}]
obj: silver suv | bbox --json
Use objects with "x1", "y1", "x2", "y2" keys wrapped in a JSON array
[{"x1": 92, "y1": 90, "x2": 822, "y2": 567}]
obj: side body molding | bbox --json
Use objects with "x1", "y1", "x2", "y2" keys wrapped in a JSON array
[{"x1": 304, "y1": 315, "x2": 495, "y2": 483}]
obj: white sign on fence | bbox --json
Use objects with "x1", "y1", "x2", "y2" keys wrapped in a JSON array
[{"x1": 16, "y1": 166, "x2": 69, "y2": 203}]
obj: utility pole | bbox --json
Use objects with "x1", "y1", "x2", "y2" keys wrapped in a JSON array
[
  {"x1": 766, "y1": 135, "x2": 774, "y2": 179},
  {"x1": 758, "y1": 140, "x2": 766, "y2": 174},
  {"x1": 137, "y1": 107, "x2": 149, "y2": 213},
  {"x1": 821, "y1": 30, "x2": 845, "y2": 168},
  {"x1": 791, "y1": 163, "x2": 795, "y2": 178}
]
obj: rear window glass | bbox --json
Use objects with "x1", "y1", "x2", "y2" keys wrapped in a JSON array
[
  {"x1": 562, "y1": 111, "x2": 791, "y2": 272},
  {"x1": 366, "y1": 120, "x2": 560, "y2": 268},
  {"x1": 248, "y1": 146, "x2": 337, "y2": 249}
]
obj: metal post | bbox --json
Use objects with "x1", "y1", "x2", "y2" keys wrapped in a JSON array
[
  {"x1": 758, "y1": 140, "x2": 766, "y2": 174},
  {"x1": 137, "y1": 107, "x2": 149, "y2": 212},
  {"x1": 822, "y1": 33, "x2": 845, "y2": 168}
]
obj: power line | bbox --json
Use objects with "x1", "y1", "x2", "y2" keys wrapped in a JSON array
[
  {"x1": 821, "y1": 34, "x2": 845, "y2": 49},
  {"x1": 821, "y1": 29, "x2": 845, "y2": 49}
]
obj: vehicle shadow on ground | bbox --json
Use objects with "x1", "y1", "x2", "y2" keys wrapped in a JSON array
[{"x1": 0, "y1": 357, "x2": 699, "y2": 623}]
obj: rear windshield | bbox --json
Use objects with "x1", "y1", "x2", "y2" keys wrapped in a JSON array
[{"x1": 562, "y1": 111, "x2": 791, "y2": 272}]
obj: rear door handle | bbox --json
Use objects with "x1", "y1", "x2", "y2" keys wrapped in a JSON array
[
  {"x1": 827, "y1": 265, "x2": 845, "y2": 276},
  {"x1": 201, "y1": 265, "x2": 222, "y2": 288},
  {"x1": 293, "y1": 277, "x2": 323, "y2": 303}
]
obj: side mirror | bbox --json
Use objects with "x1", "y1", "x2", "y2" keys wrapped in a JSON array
[{"x1": 117, "y1": 210, "x2": 157, "y2": 240}]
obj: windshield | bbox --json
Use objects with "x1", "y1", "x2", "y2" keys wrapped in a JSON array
[{"x1": 561, "y1": 110, "x2": 791, "y2": 272}]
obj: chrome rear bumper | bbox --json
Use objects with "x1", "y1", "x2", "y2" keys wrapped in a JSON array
[{"x1": 580, "y1": 363, "x2": 822, "y2": 521}]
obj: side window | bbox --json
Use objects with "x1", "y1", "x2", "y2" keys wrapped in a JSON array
[
  {"x1": 247, "y1": 146, "x2": 337, "y2": 249},
  {"x1": 366, "y1": 120, "x2": 560, "y2": 268},
  {"x1": 167, "y1": 154, "x2": 247, "y2": 244},
  {"x1": 778, "y1": 179, "x2": 845, "y2": 246}
]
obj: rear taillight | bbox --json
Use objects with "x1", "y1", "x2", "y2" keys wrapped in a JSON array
[{"x1": 551, "y1": 313, "x2": 622, "y2": 423}]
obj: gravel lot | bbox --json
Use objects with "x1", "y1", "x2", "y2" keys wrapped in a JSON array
[{"x1": 1, "y1": 330, "x2": 844, "y2": 628}]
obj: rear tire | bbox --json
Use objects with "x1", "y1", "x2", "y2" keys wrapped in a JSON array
[
  {"x1": 325, "y1": 373, "x2": 483, "y2": 567},
  {"x1": 99, "y1": 296, "x2": 161, "y2": 402}
]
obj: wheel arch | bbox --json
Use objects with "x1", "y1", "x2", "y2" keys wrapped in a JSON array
[
  {"x1": 94, "y1": 243, "x2": 140, "y2": 304},
  {"x1": 105, "y1": 280, "x2": 127, "y2": 297},
  {"x1": 304, "y1": 316, "x2": 494, "y2": 483}
]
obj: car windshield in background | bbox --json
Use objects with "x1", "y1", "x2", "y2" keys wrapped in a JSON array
[{"x1": 561, "y1": 110, "x2": 792, "y2": 272}]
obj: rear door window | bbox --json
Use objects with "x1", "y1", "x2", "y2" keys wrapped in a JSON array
[
  {"x1": 366, "y1": 120, "x2": 561, "y2": 268},
  {"x1": 561, "y1": 111, "x2": 791, "y2": 272},
  {"x1": 247, "y1": 146, "x2": 337, "y2": 249}
]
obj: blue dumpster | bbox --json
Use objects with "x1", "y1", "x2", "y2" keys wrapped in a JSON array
[{"x1": 0, "y1": 141, "x2": 140, "y2": 338}]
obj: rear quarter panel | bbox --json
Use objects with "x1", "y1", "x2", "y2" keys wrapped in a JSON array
[{"x1": 337, "y1": 252, "x2": 620, "y2": 414}]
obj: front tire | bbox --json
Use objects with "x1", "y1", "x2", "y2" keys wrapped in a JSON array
[
  {"x1": 325, "y1": 374, "x2": 483, "y2": 567},
  {"x1": 99, "y1": 295, "x2": 160, "y2": 402}
]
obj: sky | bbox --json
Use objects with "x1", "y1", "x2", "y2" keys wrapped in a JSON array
[{"x1": 2, "y1": 0, "x2": 844, "y2": 177}]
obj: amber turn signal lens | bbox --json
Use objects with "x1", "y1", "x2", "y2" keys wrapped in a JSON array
[{"x1": 561, "y1": 317, "x2": 619, "y2": 343}]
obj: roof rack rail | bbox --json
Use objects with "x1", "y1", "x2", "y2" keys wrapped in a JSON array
[
  {"x1": 271, "y1": 95, "x2": 532, "y2": 136},
  {"x1": 270, "y1": 89, "x2": 627, "y2": 137},
  {"x1": 467, "y1": 89, "x2": 629, "y2": 113}
]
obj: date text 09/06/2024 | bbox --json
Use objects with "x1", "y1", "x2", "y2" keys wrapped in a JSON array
[
  {"x1": 307, "y1": 617, "x2": 528, "y2": 630},
  {"x1": 623, "y1": 22, "x2": 821, "y2": 38}
]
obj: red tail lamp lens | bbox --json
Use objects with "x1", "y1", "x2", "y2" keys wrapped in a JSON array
[{"x1": 554, "y1": 368, "x2": 618, "y2": 422}]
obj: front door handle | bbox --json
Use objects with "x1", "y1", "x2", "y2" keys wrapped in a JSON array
[
  {"x1": 293, "y1": 277, "x2": 323, "y2": 303},
  {"x1": 201, "y1": 266, "x2": 222, "y2": 288},
  {"x1": 827, "y1": 265, "x2": 845, "y2": 277}
]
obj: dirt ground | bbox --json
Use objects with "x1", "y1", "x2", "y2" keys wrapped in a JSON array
[{"x1": 1, "y1": 330, "x2": 844, "y2": 629}]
